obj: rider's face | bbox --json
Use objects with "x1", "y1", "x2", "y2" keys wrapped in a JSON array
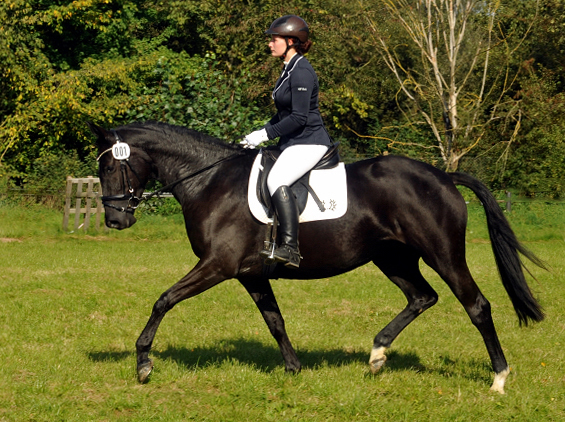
[{"x1": 268, "y1": 36, "x2": 295, "y2": 58}]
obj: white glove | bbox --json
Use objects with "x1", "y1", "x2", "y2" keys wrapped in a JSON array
[{"x1": 241, "y1": 129, "x2": 268, "y2": 149}]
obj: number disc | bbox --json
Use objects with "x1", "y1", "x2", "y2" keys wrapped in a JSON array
[{"x1": 112, "y1": 142, "x2": 131, "y2": 160}]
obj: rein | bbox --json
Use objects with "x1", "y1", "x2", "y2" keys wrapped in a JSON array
[{"x1": 99, "y1": 131, "x2": 245, "y2": 214}]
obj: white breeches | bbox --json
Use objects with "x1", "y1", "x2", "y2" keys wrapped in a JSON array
[{"x1": 267, "y1": 144, "x2": 329, "y2": 196}]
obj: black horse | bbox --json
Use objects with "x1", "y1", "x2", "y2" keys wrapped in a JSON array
[{"x1": 89, "y1": 121, "x2": 544, "y2": 393}]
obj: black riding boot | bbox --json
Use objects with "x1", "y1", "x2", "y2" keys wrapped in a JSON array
[{"x1": 270, "y1": 186, "x2": 301, "y2": 268}]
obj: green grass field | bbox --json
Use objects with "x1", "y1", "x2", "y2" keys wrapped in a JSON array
[{"x1": 0, "y1": 203, "x2": 564, "y2": 421}]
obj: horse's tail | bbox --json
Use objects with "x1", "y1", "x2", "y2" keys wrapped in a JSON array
[{"x1": 449, "y1": 172, "x2": 545, "y2": 326}]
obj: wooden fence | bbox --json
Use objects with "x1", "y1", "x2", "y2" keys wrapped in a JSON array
[{"x1": 62, "y1": 176, "x2": 107, "y2": 232}]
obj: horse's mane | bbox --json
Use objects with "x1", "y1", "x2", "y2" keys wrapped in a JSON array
[{"x1": 118, "y1": 120, "x2": 241, "y2": 153}]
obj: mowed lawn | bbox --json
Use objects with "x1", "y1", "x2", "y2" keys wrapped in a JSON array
[{"x1": 0, "y1": 204, "x2": 564, "y2": 421}]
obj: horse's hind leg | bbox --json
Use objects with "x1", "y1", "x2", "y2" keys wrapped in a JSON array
[
  {"x1": 430, "y1": 257, "x2": 510, "y2": 393},
  {"x1": 370, "y1": 246, "x2": 438, "y2": 373},
  {"x1": 238, "y1": 276, "x2": 301, "y2": 372}
]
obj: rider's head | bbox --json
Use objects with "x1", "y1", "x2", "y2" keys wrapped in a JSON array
[{"x1": 266, "y1": 15, "x2": 312, "y2": 59}]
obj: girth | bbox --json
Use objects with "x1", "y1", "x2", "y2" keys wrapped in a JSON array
[{"x1": 257, "y1": 143, "x2": 340, "y2": 217}]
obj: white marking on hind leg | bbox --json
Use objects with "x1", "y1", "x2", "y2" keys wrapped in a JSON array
[
  {"x1": 369, "y1": 346, "x2": 388, "y2": 374},
  {"x1": 490, "y1": 367, "x2": 510, "y2": 394}
]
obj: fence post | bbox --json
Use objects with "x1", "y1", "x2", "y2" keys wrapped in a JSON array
[
  {"x1": 505, "y1": 191, "x2": 512, "y2": 213},
  {"x1": 73, "y1": 178, "x2": 84, "y2": 230},
  {"x1": 62, "y1": 176, "x2": 74, "y2": 231},
  {"x1": 83, "y1": 177, "x2": 95, "y2": 230}
]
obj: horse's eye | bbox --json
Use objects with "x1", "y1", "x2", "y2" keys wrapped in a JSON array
[{"x1": 106, "y1": 165, "x2": 115, "y2": 173}]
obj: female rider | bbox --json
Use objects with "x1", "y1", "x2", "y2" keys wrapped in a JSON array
[{"x1": 241, "y1": 15, "x2": 332, "y2": 269}]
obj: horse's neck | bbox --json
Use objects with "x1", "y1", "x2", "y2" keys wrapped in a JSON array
[{"x1": 143, "y1": 137, "x2": 235, "y2": 189}]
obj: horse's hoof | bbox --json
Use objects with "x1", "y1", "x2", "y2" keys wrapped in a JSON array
[
  {"x1": 490, "y1": 384, "x2": 506, "y2": 395},
  {"x1": 285, "y1": 364, "x2": 302, "y2": 374},
  {"x1": 369, "y1": 356, "x2": 387, "y2": 374},
  {"x1": 137, "y1": 360, "x2": 154, "y2": 383}
]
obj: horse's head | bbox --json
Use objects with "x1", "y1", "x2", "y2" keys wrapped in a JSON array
[{"x1": 88, "y1": 122, "x2": 152, "y2": 230}]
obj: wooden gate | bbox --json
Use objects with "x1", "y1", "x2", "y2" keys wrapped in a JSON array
[{"x1": 62, "y1": 176, "x2": 107, "y2": 232}]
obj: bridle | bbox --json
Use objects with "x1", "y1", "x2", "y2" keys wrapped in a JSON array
[
  {"x1": 97, "y1": 130, "x2": 245, "y2": 214},
  {"x1": 96, "y1": 131, "x2": 144, "y2": 214},
  {"x1": 100, "y1": 160, "x2": 143, "y2": 214}
]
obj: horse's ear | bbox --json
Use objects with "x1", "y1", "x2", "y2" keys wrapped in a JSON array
[{"x1": 86, "y1": 121, "x2": 112, "y2": 146}]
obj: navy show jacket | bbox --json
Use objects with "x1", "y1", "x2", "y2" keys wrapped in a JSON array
[{"x1": 264, "y1": 54, "x2": 332, "y2": 150}]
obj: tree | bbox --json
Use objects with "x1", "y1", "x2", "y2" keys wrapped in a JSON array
[
  {"x1": 0, "y1": 0, "x2": 51, "y2": 175},
  {"x1": 367, "y1": 0, "x2": 539, "y2": 171},
  {"x1": 0, "y1": 0, "x2": 263, "y2": 185}
]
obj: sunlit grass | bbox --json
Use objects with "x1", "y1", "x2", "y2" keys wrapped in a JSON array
[{"x1": 0, "y1": 204, "x2": 564, "y2": 421}]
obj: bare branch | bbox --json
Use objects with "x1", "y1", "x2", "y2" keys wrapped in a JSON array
[{"x1": 365, "y1": 0, "x2": 539, "y2": 171}]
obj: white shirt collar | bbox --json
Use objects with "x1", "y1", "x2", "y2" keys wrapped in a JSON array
[{"x1": 283, "y1": 52, "x2": 298, "y2": 66}]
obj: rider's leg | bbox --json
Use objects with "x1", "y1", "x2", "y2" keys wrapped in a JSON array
[{"x1": 264, "y1": 144, "x2": 328, "y2": 268}]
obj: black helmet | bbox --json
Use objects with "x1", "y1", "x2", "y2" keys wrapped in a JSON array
[{"x1": 265, "y1": 15, "x2": 309, "y2": 43}]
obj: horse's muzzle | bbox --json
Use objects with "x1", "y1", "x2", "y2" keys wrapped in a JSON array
[{"x1": 105, "y1": 208, "x2": 137, "y2": 230}]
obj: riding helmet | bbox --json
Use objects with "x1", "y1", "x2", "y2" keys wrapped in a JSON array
[{"x1": 265, "y1": 15, "x2": 309, "y2": 43}]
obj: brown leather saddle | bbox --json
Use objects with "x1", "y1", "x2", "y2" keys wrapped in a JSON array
[{"x1": 256, "y1": 143, "x2": 340, "y2": 217}]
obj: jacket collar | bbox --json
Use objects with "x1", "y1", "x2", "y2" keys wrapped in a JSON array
[{"x1": 272, "y1": 54, "x2": 303, "y2": 99}]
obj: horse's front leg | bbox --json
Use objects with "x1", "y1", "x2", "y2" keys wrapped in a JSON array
[
  {"x1": 136, "y1": 261, "x2": 227, "y2": 382},
  {"x1": 238, "y1": 276, "x2": 301, "y2": 373}
]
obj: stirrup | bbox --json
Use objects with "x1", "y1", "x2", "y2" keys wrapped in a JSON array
[{"x1": 259, "y1": 241, "x2": 276, "y2": 265}]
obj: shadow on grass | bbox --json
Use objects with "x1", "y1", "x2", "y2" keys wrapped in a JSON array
[
  {"x1": 88, "y1": 350, "x2": 133, "y2": 362},
  {"x1": 154, "y1": 338, "x2": 373, "y2": 372},
  {"x1": 88, "y1": 339, "x2": 424, "y2": 373},
  {"x1": 433, "y1": 355, "x2": 493, "y2": 385},
  {"x1": 87, "y1": 340, "x2": 491, "y2": 384}
]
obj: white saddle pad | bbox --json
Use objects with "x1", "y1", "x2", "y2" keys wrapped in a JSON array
[{"x1": 247, "y1": 151, "x2": 348, "y2": 224}]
